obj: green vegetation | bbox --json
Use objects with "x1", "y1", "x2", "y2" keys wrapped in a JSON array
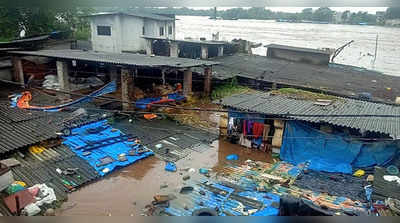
[
  {"x1": 270, "y1": 88, "x2": 338, "y2": 101},
  {"x1": 386, "y1": 7, "x2": 400, "y2": 19},
  {"x1": 0, "y1": 7, "x2": 93, "y2": 40},
  {"x1": 211, "y1": 78, "x2": 252, "y2": 100}
]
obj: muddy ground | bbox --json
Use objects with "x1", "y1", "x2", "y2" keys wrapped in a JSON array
[{"x1": 56, "y1": 140, "x2": 272, "y2": 216}]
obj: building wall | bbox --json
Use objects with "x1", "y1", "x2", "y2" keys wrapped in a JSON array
[
  {"x1": 90, "y1": 15, "x2": 176, "y2": 53},
  {"x1": 267, "y1": 48, "x2": 330, "y2": 65},
  {"x1": 91, "y1": 14, "x2": 122, "y2": 53},
  {"x1": 120, "y1": 15, "x2": 145, "y2": 52},
  {"x1": 143, "y1": 19, "x2": 175, "y2": 39}
]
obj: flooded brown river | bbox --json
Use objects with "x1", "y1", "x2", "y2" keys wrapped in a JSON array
[
  {"x1": 176, "y1": 16, "x2": 400, "y2": 76},
  {"x1": 57, "y1": 140, "x2": 271, "y2": 216}
]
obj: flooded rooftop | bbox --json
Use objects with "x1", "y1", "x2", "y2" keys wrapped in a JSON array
[{"x1": 57, "y1": 140, "x2": 271, "y2": 216}]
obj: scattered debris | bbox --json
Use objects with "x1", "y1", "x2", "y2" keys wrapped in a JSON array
[
  {"x1": 199, "y1": 168, "x2": 209, "y2": 174},
  {"x1": 160, "y1": 183, "x2": 168, "y2": 189},
  {"x1": 180, "y1": 186, "x2": 194, "y2": 194},
  {"x1": 183, "y1": 175, "x2": 190, "y2": 181},
  {"x1": 165, "y1": 162, "x2": 177, "y2": 172},
  {"x1": 226, "y1": 154, "x2": 239, "y2": 161}
]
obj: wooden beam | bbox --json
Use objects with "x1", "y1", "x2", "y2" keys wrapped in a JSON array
[
  {"x1": 12, "y1": 56, "x2": 24, "y2": 87},
  {"x1": 204, "y1": 67, "x2": 212, "y2": 97},
  {"x1": 121, "y1": 68, "x2": 133, "y2": 110},
  {"x1": 183, "y1": 69, "x2": 192, "y2": 96}
]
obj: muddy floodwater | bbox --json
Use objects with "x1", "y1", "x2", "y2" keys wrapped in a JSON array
[
  {"x1": 176, "y1": 16, "x2": 400, "y2": 76},
  {"x1": 57, "y1": 140, "x2": 271, "y2": 216}
]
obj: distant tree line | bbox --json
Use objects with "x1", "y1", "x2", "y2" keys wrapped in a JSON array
[{"x1": 145, "y1": 7, "x2": 400, "y2": 25}]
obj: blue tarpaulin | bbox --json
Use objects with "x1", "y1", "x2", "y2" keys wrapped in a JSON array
[
  {"x1": 63, "y1": 120, "x2": 154, "y2": 176},
  {"x1": 135, "y1": 93, "x2": 186, "y2": 109},
  {"x1": 280, "y1": 121, "x2": 398, "y2": 174},
  {"x1": 164, "y1": 180, "x2": 280, "y2": 216}
]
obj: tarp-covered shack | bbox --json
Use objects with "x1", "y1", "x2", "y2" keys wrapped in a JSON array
[{"x1": 215, "y1": 90, "x2": 400, "y2": 174}]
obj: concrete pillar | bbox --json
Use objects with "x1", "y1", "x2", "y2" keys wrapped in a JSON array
[
  {"x1": 145, "y1": 39, "x2": 153, "y2": 56},
  {"x1": 183, "y1": 69, "x2": 192, "y2": 97},
  {"x1": 121, "y1": 68, "x2": 133, "y2": 111},
  {"x1": 203, "y1": 67, "x2": 212, "y2": 97},
  {"x1": 12, "y1": 56, "x2": 24, "y2": 87},
  {"x1": 56, "y1": 60, "x2": 71, "y2": 99},
  {"x1": 200, "y1": 45, "x2": 208, "y2": 59},
  {"x1": 170, "y1": 42, "x2": 179, "y2": 58},
  {"x1": 217, "y1": 46, "x2": 224, "y2": 57}
]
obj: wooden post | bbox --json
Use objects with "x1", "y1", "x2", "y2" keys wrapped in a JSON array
[
  {"x1": 56, "y1": 60, "x2": 71, "y2": 99},
  {"x1": 203, "y1": 67, "x2": 212, "y2": 97},
  {"x1": 12, "y1": 56, "x2": 24, "y2": 87},
  {"x1": 109, "y1": 66, "x2": 119, "y2": 83},
  {"x1": 121, "y1": 68, "x2": 133, "y2": 110},
  {"x1": 200, "y1": 45, "x2": 208, "y2": 59},
  {"x1": 183, "y1": 69, "x2": 192, "y2": 96},
  {"x1": 161, "y1": 69, "x2": 166, "y2": 85},
  {"x1": 170, "y1": 42, "x2": 179, "y2": 58}
]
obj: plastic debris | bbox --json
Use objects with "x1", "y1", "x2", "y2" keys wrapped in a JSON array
[
  {"x1": 188, "y1": 168, "x2": 196, "y2": 173},
  {"x1": 102, "y1": 168, "x2": 110, "y2": 174},
  {"x1": 180, "y1": 186, "x2": 194, "y2": 194},
  {"x1": 386, "y1": 165, "x2": 399, "y2": 175},
  {"x1": 383, "y1": 175, "x2": 400, "y2": 185},
  {"x1": 14, "y1": 181, "x2": 26, "y2": 187},
  {"x1": 29, "y1": 145, "x2": 45, "y2": 154},
  {"x1": 199, "y1": 168, "x2": 209, "y2": 174},
  {"x1": 226, "y1": 154, "x2": 239, "y2": 161},
  {"x1": 23, "y1": 184, "x2": 56, "y2": 216},
  {"x1": 165, "y1": 162, "x2": 177, "y2": 172},
  {"x1": 144, "y1": 114, "x2": 158, "y2": 120},
  {"x1": 353, "y1": 169, "x2": 365, "y2": 177},
  {"x1": 6, "y1": 184, "x2": 24, "y2": 195}
]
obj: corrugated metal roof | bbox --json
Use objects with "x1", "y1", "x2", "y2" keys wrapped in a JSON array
[
  {"x1": 0, "y1": 144, "x2": 100, "y2": 216},
  {"x1": 9, "y1": 50, "x2": 218, "y2": 68},
  {"x1": 215, "y1": 92, "x2": 400, "y2": 138},
  {"x1": 211, "y1": 54, "x2": 396, "y2": 102},
  {"x1": 10, "y1": 145, "x2": 99, "y2": 200},
  {"x1": 0, "y1": 103, "x2": 61, "y2": 154},
  {"x1": 85, "y1": 12, "x2": 175, "y2": 21},
  {"x1": 265, "y1": 44, "x2": 331, "y2": 55}
]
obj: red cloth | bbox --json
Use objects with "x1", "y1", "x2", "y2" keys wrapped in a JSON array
[
  {"x1": 253, "y1": 122, "x2": 264, "y2": 138},
  {"x1": 243, "y1": 120, "x2": 247, "y2": 136}
]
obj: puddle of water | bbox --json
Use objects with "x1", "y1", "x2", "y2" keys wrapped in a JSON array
[{"x1": 57, "y1": 140, "x2": 272, "y2": 216}]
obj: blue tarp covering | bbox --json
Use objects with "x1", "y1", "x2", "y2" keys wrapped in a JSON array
[
  {"x1": 280, "y1": 121, "x2": 398, "y2": 174},
  {"x1": 164, "y1": 181, "x2": 280, "y2": 216},
  {"x1": 135, "y1": 93, "x2": 186, "y2": 109},
  {"x1": 63, "y1": 120, "x2": 154, "y2": 176}
]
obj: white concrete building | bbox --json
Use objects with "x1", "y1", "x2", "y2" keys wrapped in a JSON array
[{"x1": 87, "y1": 12, "x2": 176, "y2": 53}]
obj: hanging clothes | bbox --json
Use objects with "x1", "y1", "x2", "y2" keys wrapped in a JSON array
[{"x1": 253, "y1": 122, "x2": 264, "y2": 138}]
